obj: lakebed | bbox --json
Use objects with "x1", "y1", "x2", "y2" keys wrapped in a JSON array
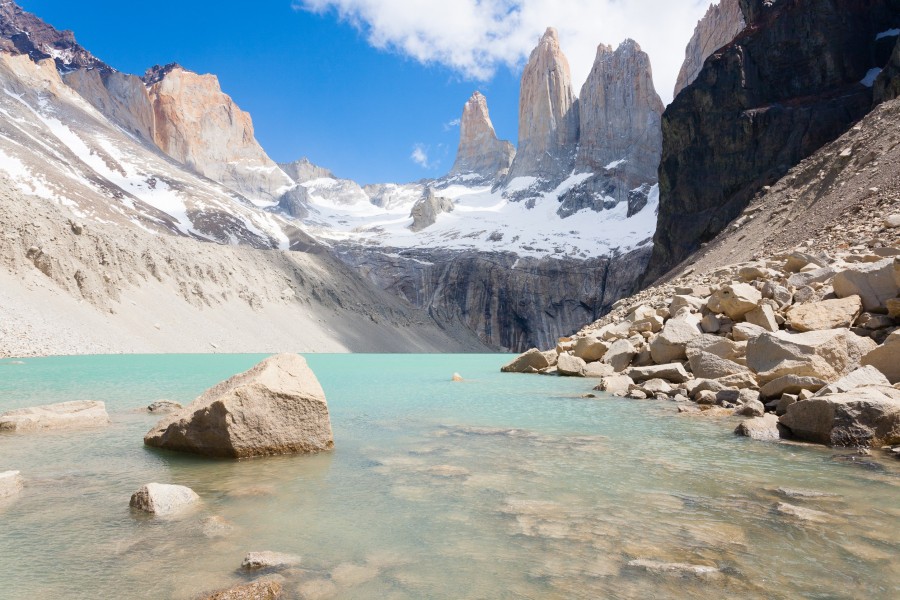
[{"x1": 0, "y1": 354, "x2": 897, "y2": 599}]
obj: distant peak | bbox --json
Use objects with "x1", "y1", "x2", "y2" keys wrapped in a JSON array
[
  {"x1": 142, "y1": 63, "x2": 185, "y2": 85},
  {"x1": 542, "y1": 27, "x2": 559, "y2": 42}
]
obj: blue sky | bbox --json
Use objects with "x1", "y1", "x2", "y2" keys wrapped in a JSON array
[{"x1": 17, "y1": 1, "x2": 708, "y2": 184}]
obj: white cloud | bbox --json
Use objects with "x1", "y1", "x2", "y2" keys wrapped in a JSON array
[
  {"x1": 295, "y1": 0, "x2": 713, "y2": 103},
  {"x1": 443, "y1": 118, "x2": 461, "y2": 131},
  {"x1": 410, "y1": 144, "x2": 431, "y2": 168}
]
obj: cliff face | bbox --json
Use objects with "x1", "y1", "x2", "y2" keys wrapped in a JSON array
[
  {"x1": 673, "y1": 0, "x2": 746, "y2": 98},
  {"x1": 505, "y1": 28, "x2": 579, "y2": 186},
  {"x1": 144, "y1": 65, "x2": 295, "y2": 206},
  {"x1": 448, "y1": 91, "x2": 515, "y2": 183},
  {"x1": 331, "y1": 244, "x2": 652, "y2": 351},
  {"x1": 63, "y1": 70, "x2": 155, "y2": 142},
  {"x1": 874, "y1": 33, "x2": 900, "y2": 103},
  {"x1": 644, "y1": 0, "x2": 900, "y2": 284}
]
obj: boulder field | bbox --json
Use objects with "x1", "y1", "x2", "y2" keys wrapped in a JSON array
[{"x1": 503, "y1": 252, "x2": 900, "y2": 450}]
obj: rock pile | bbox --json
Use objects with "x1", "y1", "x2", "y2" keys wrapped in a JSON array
[{"x1": 503, "y1": 251, "x2": 900, "y2": 448}]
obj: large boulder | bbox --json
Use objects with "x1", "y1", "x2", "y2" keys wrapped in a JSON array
[
  {"x1": 685, "y1": 335, "x2": 745, "y2": 362},
  {"x1": 779, "y1": 386, "x2": 900, "y2": 446},
  {"x1": 594, "y1": 374, "x2": 634, "y2": 396},
  {"x1": 813, "y1": 365, "x2": 891, "y2": 397},
  {"x1": 601, "y1": 339, "x2": 636, "y2": 372},
  {"x1": 627, "y1": 363, "x2": 691, "y2": 384},
  {"x1": 572, "y1": 336, "x2": 609, "y2": 362},
  {"x1": 649, "y1": 318, "x2": 701, "y2": 363},
  {"x1": 861, "y1": 330, "x2": 900, "y2": 383},
  {"x1": 198, "y1": 581, "x2": 282, "y2": 600},
  {"x1": 0, "y1": 470, "x2": 22, "y2": 499},
  {"x1": 760, "y1": 375, "x2": 827, "y2": 399},
  {"x1": 501, "y1": 348, "x2": 550, "y2": 373},
  {"x1": 0, "y1": 401, "x2": 110, "y2": 433},
  {"x1": 687, "y1": 351, "x2": 748, "y2": 380},
  {"x1": 734, "y1": 414, "x2": 783, "y2": 441},
  {"x1": 707, "y1": 283, "x2": 762, "y2": 320},
  {"x1": 144, "y1": 354, "x2": 334, "y2": 458},
  {"x1": 786, "y1": 296, "x2": 863, "y2": 332},
  {"x1": 130, "y1": 483, "x2": 199, "y2": 516},
  {"x1": 557, "y1": 353, "x2": 587, "y2": 377},
  {"x1": 832, "y1": 259, "x2": 899, "y2": 311},
  {"x1": 745, "y1": 304, "x2": 779, "y2": 332},
  {"x1": 746, "y1": 329, "x2": 877, "y2": 385}
]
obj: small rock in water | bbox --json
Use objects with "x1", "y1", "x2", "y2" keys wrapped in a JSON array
[
  {"x1": 201, "y1": 515, "x2": 236, "y2": 538},
  {"x1": 626, "y1": 559, "x2": 721, "y2": 578},
  {"x1": 775, "y1": 488, "x2": 840, "y2": 500},
  {"x1": 0, "y1": 470, "x2": 23, "y2": 499},
  {"x1": 147, "y1": 400, "x2": 182, "y2": 414},
  {"x1": 129, "y1": 483, "x2": 199, "y2": 516},
  {"x1": 451, "y1": 373, "x2": 464, "y2": 382},
  {"x1": 0, "y1": 400, "x2": 110, "y2": 432},
  {"x1": 774, "y1": 502, "x2": 831, "y2": 523},
  {"x1": 197, "y1": 581, "x2": 282, "y2": 600},
  {"x1": 241, "y1": 551, "x2": 302, "y2": 571}
]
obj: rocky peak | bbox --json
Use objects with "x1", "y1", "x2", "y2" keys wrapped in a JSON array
[
  {"x1": 448, "y1": 91, "x2": 515, "y2": 183},
  {"x1": 0, "y1": 0, "x2": 109, "y2": 73},
  {"x1": 279, "y1": 158, "x2": 335, "y2": 184},
  {"x1": 673, "y1": 0, "x2": 745, "y2": 98},
  {"x1": 505, "y1": 27, "x2": 579, "y2": 186},
  {"x1": 145, "y1": 65, "x2": 296, "y2": 205},
  {"x1": 142, "y1": 63, "x2": 184, "y2": 86},
  {"x1": 576, "y1": 39, "x2": 664, "y2": 181}
]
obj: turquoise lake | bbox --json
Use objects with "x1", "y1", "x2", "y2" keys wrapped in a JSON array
[{"x1": 0, "y1": 354, "x2": 898, "y2": 599}]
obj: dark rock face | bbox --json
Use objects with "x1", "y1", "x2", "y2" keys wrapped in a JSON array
[
  {"x1": 0, "y1": 1, "x2": 109, "y2": 72},
  {"x1": 332, "y1": 244, "x2": 652, "y2": 351},
  {"x1": 644, "y1": 0, "x2": 900, "y2": 284},
  {"x1": 875, "y1": 35, "x2": 900, "y2": 103}
]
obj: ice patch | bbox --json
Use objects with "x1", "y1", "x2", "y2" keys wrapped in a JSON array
[
  {"x1": 875, "y1": 28, "x2": 900, "y2": 40},
  {"x1": 861, "y1": 68, "x2": 882, "y2": 88}
]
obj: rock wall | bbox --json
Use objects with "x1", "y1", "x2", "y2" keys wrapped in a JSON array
[
  {"x1": 63, "y1": 70, "x2": 155, "y2": 142},
  {"x1": 875, "y1": 34, "x2": 900, "y2": 103},
  {"x1": 332, "y1": 244, "x2": 652, "y2": 351},
  {"x1": 644, "y1": 0, "x2": 900, "y2": 285},
  {"x1": 505, "y1": 28, "x2": 579, "y2": 186},
  {"x1": 145, "y1": 64, "x2": 296, "y2": 205},
  {"x1": 448, "y1": 91, "x2": 515, "y2": 183},
  {"x1": 673, "y1": 0, "x2": 746, "y2": 98}
]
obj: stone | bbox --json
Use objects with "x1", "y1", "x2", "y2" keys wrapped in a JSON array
[
  {"x1": 197, "y1": 581, "x2": 282, "y2": 600},
  {"x1": 626, "y1": 559, "x2": 720, "y2": 578},
  {"x1": 0, "y1": 400, "x2": 110, "y2": 432},
  {"x1": 688, "y1": 351, "x2": 748, "y2": 380},
  {"x1": 641, "y1": 378, "x2": 673, "y2": 395},
  {"x1": 776, "y1": 394, "x2": 798, "y2": 416},
  {"x1": 885, "y1": 214, "x2": 900, "y2": 228},
  {"x1": 630, "y1": 315, "x2": 664, "y2": 334},
  {"x1": 700, "y1": 313, "x2": 722, "y2": 333},
  {"x1": 687, "y1": 334, "x2": 745, "y2": 361},
  {"x1": 745, "y1": 304, "x2": 779, "y2": 332},
  {"x1": 813, "y1": 365, "x2": 891, "y2": 397},
  {"x1": 409, "y1": 188, "x2": 453, "y2": 232},
  {"x1": 760, "y1": 375, "x2": 828, "y2": 399},
  {"x1": 832, "y1": 259, "x2": 899, "y2": 312},
  {"x1": 448, "y1": 91, "x2": 515, "y2": 182},
  {"x1": 746, "y1": 329, "x2": 877, "y2": 385},
  {"x1": 779, "y1": 386, "x2": 900, "y2": 446},
  {"x1": 787, "y1": 267, "x2": 836, "y2": 289},
  {"x1": 129, "y1": 483, "x2": 199, "y2": 516},
  {"x1": 649, "y1": 318, "x2": 701, "y2": 363},
  {"x1": 557, "y1": 353, "x2": 586, "y2": 377},
  {"x1": 501, "y1": 348, "x2": 550, "y2": 373},
  {"x1": 451, "y1": 373, "x2": 464, "y2": 382},
  {"x1": 786, "y1": 296, "x2": 863, "y2": 332},
  {"x1": 716, "y1": 372, "x2": 759, "y2": 389},
  {"x1": 0, "y1": 470, "x2": 22, "y2": 499},
  {"x1": 775, "y1": 502, "x2": 830, "y2": 523},
  {"x1": 144, "y1": 354, "x2": 334, "y2": 458},
  {"x1": 584, "y1": 362, "x2": 615, "y2": 378},
  {"x1": 241, "y1": 551, "x2": 302, "y2": 571},
  {"x1": 628, "y1": 390, "x2": 649, "y2": 400},
  {"x1": 707, "y1": 283, "x2": 762, "y2": 320},
  {"x1": 669, "y1": 295, "x2": 705, "y2": 314},
  {"x1": 673, "y1": 0, "x2": 746, "y2": 96},
  {"x1": 735, "y1": 399, "x2": 765, "y2": 417},
  {"x1": 594, "y1": 374, "x2": 634, "y2": 396},
  {"x1": 861, "y1": 330, "x2": 900, "y2": 383},
  {"x1": 732, "y1": 322, "x2": 767, "y2": 342},
  {"x1": 888, "y1": 298, "x2": 900, "y2": 319},
  {"x1": 506, "y1": 28, "x2": 579, "y2": 183},
  {"x1": 147, "y1": 400, "x2": 183, "y2": 414},
  {"x1": 601, "y1": 339, "x2": 636, "y2": 372},
  {"x1": 735, "y1": 414, "x2": 783, "y2": 441},
  {"x1": 627, "y1": 363, "x2": 691, "y2": 384},
  {"x1": 762, "y1": 282, "x2": 793, "y2": 308},
  {"x1": 201, "y1": 516, "x2": 236, "y2": 538},
  {"x1": 572, "y1": 336, "x2": 609, "y2": 362}
]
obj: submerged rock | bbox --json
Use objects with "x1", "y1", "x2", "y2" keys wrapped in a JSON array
[
  {"x1": 129, "y1": 483, "x2": 199, "y2": 516},
  {"x1": 0, "y1": 470, "x2": 22, "y2": 499},
  {"x1": 241, "y1": 551, "x2": 302, "y2": 571},
  {"x1": 147, "y1": 400, "x2": 183, "y2": 414},
  {"x1": 197, "y1": 581, "x2": 282, "y2": 600},
  {"x1": 626, "y1": 559, "x2": 721, "y2": 578},
  {"x1": 144, "y1": 354, "x2": 333, "y2": 458},
  {"x1": 734, "y1": 414, "x2": 782, "y2": 441},
  {"x1": 0, "y1": 400, "x2": 109, "y2": 432}
]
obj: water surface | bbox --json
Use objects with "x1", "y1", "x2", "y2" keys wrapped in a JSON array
[{"x1": 1, "y1": 354, "x2": 897, "y2": 599}]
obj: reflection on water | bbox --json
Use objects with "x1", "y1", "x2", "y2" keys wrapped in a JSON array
[{"x1": 0, "y1": 354, "x2": 898, "y2": 599}]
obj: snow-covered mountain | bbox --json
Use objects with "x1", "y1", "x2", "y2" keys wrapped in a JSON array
[{"x1": 0, "y1": 1, "x2": 665, "y2": 350}]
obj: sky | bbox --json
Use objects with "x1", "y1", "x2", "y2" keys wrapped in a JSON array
[{"x1": 17, "y1": 0, "x2": 711, "y2": 184}]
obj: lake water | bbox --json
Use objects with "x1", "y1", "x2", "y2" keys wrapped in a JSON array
[{"x1": 0, "y1": 354, "x2": 898, "y2": 599}]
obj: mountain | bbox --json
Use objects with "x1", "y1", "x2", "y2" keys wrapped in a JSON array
[
  {"x1": 446, "y1": 91, "x2": 515, "y2": 184},
  {"x1": 644, "y1": 0, "x2": 900, "y2": 284},
  {"x1": 673, "y1": 0, "x2": 746, "y2": 98}
]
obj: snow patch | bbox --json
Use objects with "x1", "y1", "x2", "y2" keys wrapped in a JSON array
[
  {"x1": 604, "y1": 159, "x2": 626, "y2": 169},
  {"x1": 861, "y1": 68, "x2": 882, "y2": 88},
  {"x1": 875, "y1": 28, "x2": 900, "y2": 40}
]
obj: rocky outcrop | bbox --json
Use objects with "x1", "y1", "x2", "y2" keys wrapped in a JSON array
[
  {"x1": 576, "y1": 39, "x2": 663, "y2": 181},
  {"x1": 644, "y1": 0, "x2": 900, "y2": 284},
  {"x1": 144, "y1": 354, "x2": 334, "y2": 458},
  {"x1": 279, "y1": 158, "x2": 335, "y2": 184},
  {"x1": 0, "y1": 400, "x2": 109, "y2": 432},
  {"x1": 448, "y1": 92, "x2": 515, "y2": 183},
  {"x1": 144, "y1": 65, "x2": 296, "y2": 206},
  {"x1": 129, "y1": 483, "x2": 200, "y2": 516},
  {"x1": 63, "y1": 69, "x2": 156, "y2": 142},
  {"x1": 332, "y1": 244, "x2": 652, "y2": 351},
  {"x1": 862, "y1": 330, "x2": 900, "y2": 383},
  {"x1": 409, "y1": 188, "x2": 453, "y2": 232},
  {"x1": 673, "y1": 0, "x2": 746, "y2": 97},
  {"x1": 505, "y1": 28, "x2": 579, "y2": 186},
  {"x1": 779, "y1": 386, "x2": 900, "y2": 446},
  {"x1": 874, "y1": 34, "x2": 900, "y2": 103}
]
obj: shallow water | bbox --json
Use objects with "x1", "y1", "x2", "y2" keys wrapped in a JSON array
[{"x1": 0, "y1": 354, "x2": 897, "y2": 599}]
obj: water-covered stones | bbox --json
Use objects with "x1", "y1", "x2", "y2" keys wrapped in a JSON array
[
  {"x1": 129, "y1": 483, "x2": 199, "y2": 516},
  {"x1": 240, "y1": 551, "x2": 302, "y2": 571},
  {"x1": 144, "y1": 354, "x2": 333, "y2": 458},
  {"x1": 0, "y1": 400, "x2": 110, "y2": 432}
]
